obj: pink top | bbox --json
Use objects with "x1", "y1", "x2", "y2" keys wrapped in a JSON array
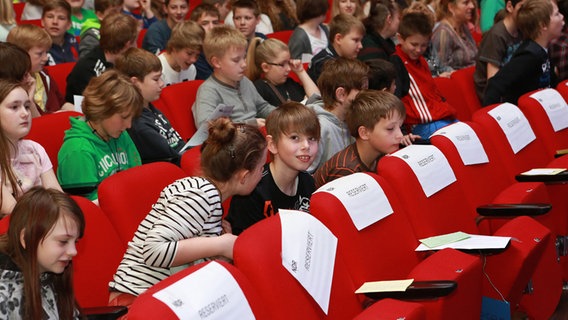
[{"x1": 8, "y1": 139, "x2": 52, "y2": 194}]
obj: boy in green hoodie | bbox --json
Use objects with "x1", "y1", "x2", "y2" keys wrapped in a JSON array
[{"x1": 57, "y1": 69, "x2": 143, "y2": 201}]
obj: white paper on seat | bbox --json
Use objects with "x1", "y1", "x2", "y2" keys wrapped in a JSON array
[
  {"x1": 181, "y1": 104, "x2": 234, "y2": 152},
  {"x1": 432, "y1": 122, "x2": 489, "y2": 165},
  {"x1": 391, "y1": 145, "x2": 456, "y2": 197},
  {"x1": 529, "y1": 89, "x2": 568, "y2": 132},
  {"x1": 152, "y1": 261, "x2": 255, "y2": 320},
  {"x1": 280, "y1": 210, "x2": 337, "y2": 314},
  {"x1": 73, "y1": 95, "x2": 84, "y2": 113},
  {"x1": 487, "y1": 103, "x2": 536, "y2": 154},
  {"x1": 415, "y1": 234, "x2": 511, "y2": 251},
  {"x1": 314, "y1": 173, "x2": 392, "y2": 230}
]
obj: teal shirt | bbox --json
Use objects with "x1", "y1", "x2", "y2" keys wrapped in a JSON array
[
  {"x1": 57, "y1": 117, "x2": 141, "y2": 200},
  {"x1": 480, "y1": 0, "x2": 505, "y2": 33},
  {"x1": 70, "y1": 9, "x2": 98, "y2": 37}
]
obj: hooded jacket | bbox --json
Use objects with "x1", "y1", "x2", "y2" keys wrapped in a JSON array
[{"x1": 57, "y1": 116, "x2": 141, "y2": 200}]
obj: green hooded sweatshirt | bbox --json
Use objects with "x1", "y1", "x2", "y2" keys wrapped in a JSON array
[{"x1": 57, "y1": 116, "x2": 141, "y2": 200}]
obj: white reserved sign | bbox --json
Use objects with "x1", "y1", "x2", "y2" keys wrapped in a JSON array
[
  {"x1": 488, "y1": 103, "x2": 536, "y2": 154},
  {"x1": 315, "y1": 173, "x2": 393, "y2": 230},
  {"x1": 152, "y1": 261, "x2": 255, "y2": 320},
  {"x1": 529, "y1": 89, "x2": 568, "y2": 132},
  {"x1": 280, "y1": 210, "x2": 337, "y2": 314},
  {"x1": 432, "y1": 122, "x2": 489, "y2": 165},
  {"x1": 391, "y1": 145, "x2": 456, "y2": 197}
]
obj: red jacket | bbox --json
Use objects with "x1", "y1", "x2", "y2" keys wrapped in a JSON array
[{"x1": 394, "y1": 45, "x2": 456, "y2": 125}]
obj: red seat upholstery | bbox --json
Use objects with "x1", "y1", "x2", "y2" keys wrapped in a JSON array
[
  {"x1": 449, "y1": 66, "x2": 481, "y2": 116},
  {"x1": 44, "y1": 62, "x2": 76, "y2": 98},
  {"x1": 19, "y1": 19, "x2": 42, "y2": 27},
  {"x1": 13, "y1": 3, "x2": 25, "y2": 22},
  {"x1": 128, "y1": 261, "x2": 271, "y2": 319},
  {"x1": 433, "y1": 76, "x2": 472, "y2": 121},
  {"x1": 72, "y1": 196, "x2": 126, "y2": 307},
  {"x1": 26, "y1": 111, "x2": 82, "y2": 173},
  {"x1": 266, "y1": 30, "x2": 294, "y2": 44},
  {"x1": 98, "y1": 162, "x2": 187, "y2": 243},
  {"x1": 377, "y1": 144, "x2": 557, "y2": 316},
  {"x1": 137, "y1": 28, "x2": 147, "y2": 48},
  {"x1": 156, "y1": 80, "x2": 203, "y2": 141},
  {"x1": 556, "y1": 80, "x2": 568, "y2": 102},
  {"x1": 310, "y1": 173, "x2": 483, "y2": 319}
]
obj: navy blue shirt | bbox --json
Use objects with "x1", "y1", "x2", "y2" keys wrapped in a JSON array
[{"x1": 47, "y1": 32, "x2": 78, "y2": 66}]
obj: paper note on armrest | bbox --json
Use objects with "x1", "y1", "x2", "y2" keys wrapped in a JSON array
[
  {"x1": 419, "y1": 231, "x2": 470, "y2": 248},
  {"x1": 180, "y1": 104, "x2": 234, "y2": 153},
  {"x1": 355, "y1": 279, "x2": 414, "y2": 294},
  {"x1": 521, "y1": 168, "x2": 566, "y2": 175},
  {"x1": 416, "y1": 234, "x2": 511, "y2": 251}
]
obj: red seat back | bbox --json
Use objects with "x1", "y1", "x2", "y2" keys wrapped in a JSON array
[
  {"x1": 156, "y1": 80, "x2": 203, "y2": 141},
  {"x1": 44, "y1": 62, "x2": 76, "y2": 98},
  {"x1": 450, "y1": 66, "x2": 481, "y2": 116},
  {"x1": 433, "y1": 76, "x2": 472, "y2": 121},
  {"x1": 266, "y1": 30, "x2": 294, "y2": 44}
]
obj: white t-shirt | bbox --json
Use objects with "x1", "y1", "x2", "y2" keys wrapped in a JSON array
[
  {"x1": 158, "y1": 53, "x2": 197, "y2": 86},
  {"x1": 307, "y1": 25, "x2": 328, "y2": 57}
]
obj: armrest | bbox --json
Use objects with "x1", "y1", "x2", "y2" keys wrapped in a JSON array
[
  {"x1": 84, "y1": 306, "x2": 128, "y2": 320},
  {"x1": 515, "y1": 171, "x2": 568, "y2": 183},
  {"x1": 363, "y1": 280, "x2": 456, "y2": 300},
  {"x1": 555, "y1": 149, "x2": 568, "y2": 158},
  {"x1": 476, "y1": 203, "x2": 551, "y2": 217}
]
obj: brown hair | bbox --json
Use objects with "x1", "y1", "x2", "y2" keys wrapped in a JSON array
[
  {"x1": 231, "y1": 0, "x2": 261, "y2": 16},
  {"x1": 200, "y1": 117, "x2": 267, "y2": 182},
  {"x1": 94, "y1": 0, "x2": 123, "y2": 14},
  {"x1": 245, "y1": 37, "x2": 289, "y2": 81},
  {"x1": 82, "y1": 69, "x2": 143, "y2": 122},
  {"x1": 517, "y1": 0, "x2": 554, "y2": 41},
  {"x1": 317, "y1": 57, "x2": 369, "y2": 109},
  {"x1": 166, "y1": 20, "x2": 205, "y2": 52},
  {"x1": 189, "y1": 3, "x2": 221, "y2": 21},
  {"x1": 115, "y1": 47, "x2": 162, "y2": 80},
  {"x1": 203, "y1": 24, "x2": 247, "y2": 64},
  {"x1": 266, "y1": 101, "x2": 321, "y2": 144},
  {"x1": 0, "y1": 0, "x2": 16, "y2": 25},
  {"x1": 42, "y1": 0, "x2": 72, "y2": 20},
  {"x1": 6, "y1": 24, "x2": 52, "y2": 51},
  {"x1": 346, "y1": 89, "x2": 405, "y2": 138},
  {"x1": 364, "y1": 0, "x2": 400, "y2": 32},
  {"x1": 99, "y1": 12, "x2": 138, "y2": 54},
  {"x1": 329, "y1": 13, "x2": 365, "y2": 43},
  {"x1": 366, "y1": 58, "x2": 397, "y2": 91},
  {"x1": 258, "y1": 0, "x2": 298, "y2": 31},
  {"x1": 0, "y1": 42, "x2": 31, "y2": 82},
  {"x1": 296, "y1": 0, "x2": 329, "y2": 23},
  {"x1": 398, "y1": 10, "x2": 433, "y2": 38},
  {"x1": 0, "y1": 187, "x2": 85, "y2": 320}
]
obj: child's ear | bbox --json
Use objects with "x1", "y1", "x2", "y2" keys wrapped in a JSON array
[
  {"x1": 19, "y1": 229, "x2": 26, "y2": 249},
  {"x1": 334, "y1": 33, "x2": 344, "y2": 45},
  {"x1": 396, "y1": 33, "x2": 404, "y2": 44},
  {"x1": 210, "y1": 56, "x2": 221, "y2": 69},
  {"x1": 260, "y1": 62, "x2": 271, "y2": 73},
  {"x1": 358, "y1": 125, "x2": 371, "y2": 141},
  {"x1": 266, "y1": 134, "x2": 278, "y2": 155},
  {"x1": 130, "y1": 76, "x2": 141, "y2": 86},
  {"x1": 335, "y1": 87, "x2": 347, "y2": 103}
]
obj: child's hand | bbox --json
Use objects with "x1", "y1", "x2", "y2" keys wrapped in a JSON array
[
  {"x1": 255, "y1": 118, "x2": 266, "y2": 127},
  {"x1": 219, "y1": 233, "x2": 238, "y2": 259},
  {"x1": 221, "y1": 219, "x2": 232, "y2": 234},
  {"x1": 138, "y1": 0, "x2": 153, "y2": 16},
  {"x1": 401, "y1": 134, "x2": 421, "y2": 146},
  {"x1": 23, "y1": 73, "x2": 36, "y2": 101},
  {"x1": 290, "y1": 59, "x2": 305, "y2": 74},
  {"x1": 438, "y1": 71, "x2": 453, "y2": 78}
]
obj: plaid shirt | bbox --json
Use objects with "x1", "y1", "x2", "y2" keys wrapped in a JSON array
[{"x1": 550, "y1": 31, "x2": 568, "y2": 81}]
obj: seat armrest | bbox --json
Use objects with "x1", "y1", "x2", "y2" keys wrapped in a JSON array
[
  {"x1": 84, "y1": 306, "x2": 128, "y2": 320},
  {"x1": 363, "y1": 280, "x2": 456, "y2": 300},
  {"x1": 555, "y1": 149, "x2": 568, "y2": 157},
  {"x1": 476, "y1": 203, "x2": 551, "y2": 217},
  {"x1": 515, "y1": 171, "x2": 568, "y2": 182}
]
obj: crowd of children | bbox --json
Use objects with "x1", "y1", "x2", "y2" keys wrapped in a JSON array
[{"x1": 1, "y1": 0, "x2": 567, "y2": 317}]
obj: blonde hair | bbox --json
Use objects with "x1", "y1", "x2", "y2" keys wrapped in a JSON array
[
  {"x1": 203, "y1": 25, "x2": 247, "y2": 64},
  {"x1": 0, "y1": 0, "x2": 16, "y2": 25},
  {"x1": 332, "y1": 0, "x2": 365, "y2": 19},
  {"x1": 166, "y1": 20, "x2": 205, "y2": 52},
  {"x1": 82, "y1": 69, "x2": 143, "y2": 122},
  {"x1": 6, "y1": 24, "x2": 52, "y2": 51},
  {"x1": 246, "y1": 37, "x2": 289, "y2": 81}
]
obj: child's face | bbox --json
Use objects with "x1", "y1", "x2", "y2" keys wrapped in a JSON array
[
  {"x1": 364, "y1": 111, "x2": 404, "y2": 155},
  {"x1": 0, "y1": 87, "x2": 31, "y2": 142},
  {"x1": 36, "y1": 212, "x2": 80, "y2": 274},
  {"x1": 165, "y1": 0, "x2": 189, "y2": 26},
  {"x1": 97, "y1": 110, "x2": 134, "y2": 140},
  {"x1": 123, "y1": 0, "x2": 140, "y2": 11},
  {"x1": 212, "y1": 46, "x2": 247, "y2": 87},
  {"x1": 384, "y1": 10, "x2": 400, "y2": 38},
  {"x1": 398, "y1": 33, "x2": 430, "y2": 61},
  {"x1": 240, "y1": 149, "x2": 267, "y2": 195},
  {"x1": 216, "y1": 0, "x2": 231, "y2": 20},
  {"x1": 546, "y1": 2, "x2": 565, "y2": 41},
  {"x1": 28, "y1": 46, "x2": 49, "y2": 73},
  {"x1": 262, "y1": 50, "x2": 291, "y2": 86},
  {"x1": 197, "y1": 13, "x2": 220, "y2": 33},
  {"x1": 42, "y1": 8, "x2": 71, "y2": 39},
  {"x1": 448, "y1": 0, "x2": 475, "y2": 24},
  {"x1": 171, "y1": 47, "x2": 200, "y2": 71},
  {"x1": 233, "y1": 7, "x2": 259, "y2": 39},
  {"x1": 269, "y1": 131, "x2": 319, "y2": 172},
  {"x1": 338, "y1": 0, "x2": 358, "y2": 16},
  {"x1": 136, "y1": 70, "x2": 164, "y2": 103},
  {"x1": 65, "y1": 0, "x2": 85, "y2": 10},
  {"x1": 334, "y1": 28, "x2": 363, "y2": 59}
]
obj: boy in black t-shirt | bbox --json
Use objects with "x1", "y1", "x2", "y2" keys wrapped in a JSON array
[{"x1": 226, "y1": 102, "x2": 321, "y2": 235}]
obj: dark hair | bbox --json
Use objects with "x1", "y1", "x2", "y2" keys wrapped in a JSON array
[
  {"x1": 232, "y1": 0, "x2": 261, "y2": 16},
  {"x1": 317, "y1": 58, "x2": 369, "y2": 109},
  {"x1": 364, "y1": 0, "x2": 399, "y2": 33},
  {"x1": 258, "y1": 0, "x2": 298, "y2": 31},
  {"x1": 296, "y1": 0, "x2": 329, "y2": 23},
  {"x1": 266, "y1": 101, "x2": 321, "y2": 144},
  {"x1": 99, "y1": 12, "x2": 138, "y2": 54},
  {"x1": 115, "y1": 47, "x2": 162, "y2": 80},
  {"x1": 190, "y1": 3, "x2": 221, "y2": 21},
  {"x1": 200, "y1": 118, "x2": 267, "y2": 182},
  {"x1": 0, "y1": 42, "x2": 31, "y2": 82},
  {"x1": 398, "y1": 11, "x2": 433, "y2": 38},
  {"x1": 42, "y1": 0, "x2": 72, "y2": 19},
  {"x1": 366, "y1": 59, "x2": 397, "y2": 91},
  {"x1": 0, "y1": 187, "x2": 85, "y2": 320}
]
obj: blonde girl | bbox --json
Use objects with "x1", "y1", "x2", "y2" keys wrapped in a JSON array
[
  {"x1": 332, "y1": 0, "x2": 366, "y2": 19},
  {"x1": 246, "y1": 37, "x2": 320, "y2": 107}
]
